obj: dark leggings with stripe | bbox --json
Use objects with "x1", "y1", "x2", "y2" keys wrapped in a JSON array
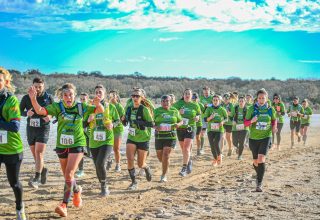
[
  {"x1": 90, "y1": 145, "x2": 113, "y2": 183},
  {"x1": 0, "y1": 155, "x2": 23, "y2": 210}
]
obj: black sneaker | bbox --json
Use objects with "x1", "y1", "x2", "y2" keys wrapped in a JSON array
[
  {"x1": 186, "y1": 160, "x2": 193, "y2": 174},
  {"x1": 179, "y1": 166, "x2": 187, "y2": 177},
  {"x1": 100, "y1": 185, "x2": 110, "y2": 197},
  {"x1": 28, "y1": 177, "x2": 39, "y2": 189},
  {"x1": 128, "y1": 182, "x2": 138, "y2": 190},
  {"x1": 256, "y1": 181, "x2": 263, "y2": 192},
  {"x1": 41, "y1": 168, "x2": 48, "y2": 185},
  {"x1": 144, "y1": 166, "x2": 152, "y2": 182}
]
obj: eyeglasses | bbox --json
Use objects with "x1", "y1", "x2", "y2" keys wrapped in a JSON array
[{"x1": 131, "y1": 94, "x2": 140, "y2": 98}]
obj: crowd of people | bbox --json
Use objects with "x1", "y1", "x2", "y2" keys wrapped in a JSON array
[{"x1": 0, "y1": 67, "x2": 314, "y2": 219}]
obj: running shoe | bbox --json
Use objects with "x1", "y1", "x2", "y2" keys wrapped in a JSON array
[
  {"x1": 128, "y1": 182, "x2": 138, "y2": 190},
  {"x1": 186, "y1": 160, "x2": 193, "y2": 174},
  {"x1": 137, "y1": 168, "x2": 146, "y2": 177},
  {"x1": 115, "y1": 163, "x2": 121, "y2": 172},
  {"x1": 298, "y1": 136, "x2": 301, "y2": 143},
  {"x1": 160, "y1": 175, "x2": 167, "y2": 183},
  {"x1": 179, "y1": 166, "x2": 188, "y2": 177},
  {"x1": 256, "y1": 182, "x2": 263, "y2": 192},
  {"x1": 28, "y1": 177, "x2": 39, "y2": 189},
  {"x1": 16, "y1": 204, "x2": 26, "y2": 220},
  {"x1": 217, "y1": 155, "x2": 222, "y2": 165},
  {"x1": 73, "y1": 186, "x2": 83, "y2": 208},
  {"x1": 144, "y1": 166, "x2": 152, "y2": 182},
  {"x1": 55, "y1": 203, "x2": 67, "y2": 217},
  {"x1": 40, "y1": 168, "x2": 48, "y2": 184},
  {"x1": 212, "y1": 160, "x2": 218, "y2": 167},
  {"x1": 100, "y1": 185, "x2": 110, "y2": 197},
  {"x1": 227, "y1": 148, "x2": 233, "y2": 156},
  {"x1": 75, "y1": 170, "x2": 85, "y2": 178}
]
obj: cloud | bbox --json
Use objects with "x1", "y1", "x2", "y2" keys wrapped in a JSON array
[
  {"x1": 105, "y1": 56, "x2": 152, "y2": 63},
  {"x1": 0, "y1": 0, "x2": 319, "y2": 35},
  {"x1": 299, "y1": 60, "x2": 320, "y2": 64},
  {"x1": 153, "y1": 37, "x2": 181, "y2": 42}
]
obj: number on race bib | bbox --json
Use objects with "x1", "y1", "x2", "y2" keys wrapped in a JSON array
[
  {"x1": 30, "y1": 118, "x2": 40, "y2": 127},
  {"x1": 211, "y1": 123, "x2": 220, "y2": 130},
  {"x1": 94, "y1": 131, "x2": 106, "y2": 141},
  {"x1": 291, "y1": 112, "x2": 297, "y2": 117},
  {"x1": 182, "y1": 118, "x2": 189, "y2": 126},
  {"x1": 129, "y1": 127, "x2": 136, "y2": 136},
  {"x1": 256, "y1": 122, "x2": 268, "y2": 130},
  {"x1": 236, "y1": 124, "x2": 245, "y2": 131},
  {"x1": 159, "y1": 124, "x2": 172, "y2": 131},
  {"x1": 0, "y1": 130, "x2": 8, "y2": 144},
  {"x1": 60, "y1": 134, "x2": 74, "y2": 145}
]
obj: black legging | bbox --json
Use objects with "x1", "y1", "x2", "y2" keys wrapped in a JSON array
[
  {"x1": 272, "y1": 123, "x2": 284, "y2": 145},
  {"x1": 207, "y1": 131, "x2": 222, "y2": 160},
  {"x1": 232, "y1": 130, "x2": 248, "y2": 157},
  {"x1": 1, "y1": 157, "x2": 23, "y2": 210},
  {"x1": 90, "y1": 145, "x2": 112, "y2": 183}
]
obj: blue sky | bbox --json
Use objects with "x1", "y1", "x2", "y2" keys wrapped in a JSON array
[{"x1": 0, "y1": 0, "x2": 319, "y2": 79}]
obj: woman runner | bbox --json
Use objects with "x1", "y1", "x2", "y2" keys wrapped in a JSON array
[
  {"x1": 0, "y1": 67, "x2": 26, "y2": 220},
  {"x1": 300, "y1": 99, "x2": 313, "y2": 145},
  {"x1": 154, "y1": 95, "x2": 182, "y2": 182},
  {"x1": 271, "y1": 94, "x2": 286, "y2": 150},
  {"x1": 28, "y1": 83, "x2": 103, "y2": 217}
]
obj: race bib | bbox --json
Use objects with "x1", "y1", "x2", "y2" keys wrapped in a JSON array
[
  {"x1": 291, "y1": 111, "x2": 297, "y2": 117},
  {"x1": 276, "y1": 106, "x2": 281, "y2": 112},
  {"x1": 303, "y1": 115, "x2": 308, "y2": 120},
  {"x1": 129, "y1": 127, "x2": 136, "y2": 136},
  {"x1": 30, "y1": 118, "x2": 40, "y2": 127},
  {"x1": 159, "y1": 123, "x2": 172, "y2": 131},
  {"x1": 211, "y1": 123, "x2": 220, "y2": 130},
  {"x1": 0, "y1": 130, "x2": 8, "y2": 144},
  {"x1": 94, "y1": 131, "x2": 106, "y2": 141},
  {"x1": 256, "y1": 122, "x2": 268, "y2": 130},
  {"x1": 236, "y1": 124, "x2": 245, "y2": 131},
  {"x1": 60, "y1": 134, "x2": 74, "y2": 145},
  {"x1": 182, "y1": 118, "x2": 189, "y2": 126}
]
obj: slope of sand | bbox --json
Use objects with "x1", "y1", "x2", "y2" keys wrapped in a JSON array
[{"x1": 1, "y1": 118, "x2": 320, "y2": 219}]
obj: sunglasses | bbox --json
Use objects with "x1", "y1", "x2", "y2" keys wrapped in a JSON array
[{"x1": 131, "y1": 94, "x2": 140, "y2": 98}]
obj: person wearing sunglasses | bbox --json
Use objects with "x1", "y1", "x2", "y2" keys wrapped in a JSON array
[
  {"x1": 271, "y1": 94, "x2": 286, "y2": 150},
  {"x1": 154, "y1": 95, "x2": 183, "y2": 182},
  {"x1": 232, "y1": 96, "x2": 249, "y2": 160},
  {"x1": 287, "y1": 96, "x2": 304, "y2": 147},
  {"x1": 244, "y1": 88, "x2": 277, "y2": 192},
  {"x1": 125, "y1": 89, "x2": 154, "y2": 190},
  {"x1": 203, "y1": 95, "x2": 227, "y2": 166},
  {"x1": 300, "y1": 99, "x2": 313, "y2": 145},
  {"x1": 173, "y1": 89, "x2": 201, "y2": 177}
]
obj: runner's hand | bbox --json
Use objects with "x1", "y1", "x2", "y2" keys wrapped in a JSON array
[
  {"x1": 43, "y1": 115, "x2": 51, "y2": 123},
  {"x1": 251, "y1": 116, "x2": 258, "y2": 123},
  {"x1": 28, "y1": 86, "x2": 37, "y2": 99},
  {"x1": 88, "y1": 114, "x2": 95, "y2": 123},
  {"x1": 27, "y1": 109, "x2": 34, "y2": 117}
]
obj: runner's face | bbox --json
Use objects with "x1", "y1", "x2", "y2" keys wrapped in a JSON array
[
  {"x1": 109, "y1": 93, "x2": 116, "y2": 102},
  {"x1": 223, "y1": 97, "x2": 229, "y2": 104},
  {"x1": 33, "y1": 82, "x2": 44, "y2": 96},
  {"x1": 212, "y1": 97, "x2": 220, "y2": 106},
  {"x1": 184, "y1": 90, "x2": 192, "y2": 102},
  {"x1": 131, "y1": 93, "x2": 141, "y2": 104},
  {"x1": 246, "y1": 96, "x2": 252, "y2": 103},
  {"x1": 293, "y1": 99, "x2": 299, "y2": 105},
  {"x1": 80, "y1": 95, "x2": 88, "y2": 103},
  {"x1": 0, "y1": 74, "x2": 6, "y2": 90},
  {"x1": 95, "y1": 88, "x2": 105, "y2": 101},
  {"x1": 203, "y1": 89, "x2": 209, "y2": 97},
  {"x1": 302, "y1": 102, "x2": 307, "y2": 107},
  {"x1": 63, "y1": 89, "x2": 75, "y2": 107},
  {"x1": 161, "y1": 97, "x2": 171, "y2": 109},
  {"x1": 257, "y1": 93, "x2": 267, "y2": 105},
  {"x1": 239, "y1": 98, "x2": 245, "y2": 107},
  {"x1": 273, "y1": 97, "x2": 280, "y2": 104}
]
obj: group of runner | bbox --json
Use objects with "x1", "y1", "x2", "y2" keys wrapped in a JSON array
[{"x1": 0, "y1": 67, "x2": 313, "y2": 219}]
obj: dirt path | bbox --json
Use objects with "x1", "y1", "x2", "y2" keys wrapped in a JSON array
[{"x1": 1, "y1": 128, "x2": 319, "y2": 219}]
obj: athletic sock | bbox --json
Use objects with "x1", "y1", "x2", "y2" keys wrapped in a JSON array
[
  {"x1": 257, "y1": 163, "x2": 266, "y2": 184},
  {"x1": 200, "y1": 137, "x2": 205, "y2": 150},
  {"x1": 34, "y1": 172, "x2": 40, "y2": 181},
  {"x1": 128, "y1": 168, "x2": 136, "y2": 183}
]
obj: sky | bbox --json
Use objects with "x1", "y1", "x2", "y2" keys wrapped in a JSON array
[{"x1": 0, "y1": 0, "x2": 320, "y2": 80}]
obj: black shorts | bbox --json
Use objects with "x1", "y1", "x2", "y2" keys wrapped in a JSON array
[
  {"x1": 0, "y1": 153, "x2": 23, "y2": 165},
  {"x1": 126, "y1": 139, "x2": 149, "y2": 151},
  {"x1": 55, "y1": 146, "x2": 84, "y2": 159},
  {"x1": 290, "y1": 121, "x2": 301, "y2": 132},
  {"x1": 177, "y1": 128, "x2": 196, "y2": 141},
  {"x1": 301, "y1": 123, "x2": 310, "y2": 129},
  {"x1": 27, "y1": 125, "x2": 50, "y2": 145},
  {"x1": 249, "y1": 137, "x2": 271, "y2": 159},
  {"x1": 224, "y1": 125, "x2": 232, "y2": 133},
  {"x1": 196, "y1": 126, "x2": 202, "y2": 135},
  {"x1": 155, "y1": 139, "x2": 176, "y2": 150}
]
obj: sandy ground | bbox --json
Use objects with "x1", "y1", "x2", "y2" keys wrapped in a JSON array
[{"x1": 0, "y1": 117, "x2": 320, "y2": 220}]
